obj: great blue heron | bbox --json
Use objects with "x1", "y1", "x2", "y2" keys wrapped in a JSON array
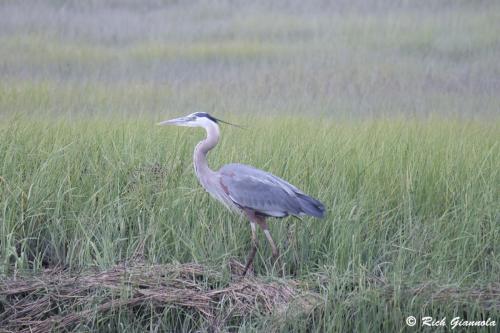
[{"x1": 158, "y1": 112, "x2": 325, "y2": 275}]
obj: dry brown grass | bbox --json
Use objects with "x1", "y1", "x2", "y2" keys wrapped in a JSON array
[
  {"x1": 1, "y1": 260, "x2": 499, "y2": 332},
  {"x1": 0, "y1": 260, "x2": 320, "y2": 332}
]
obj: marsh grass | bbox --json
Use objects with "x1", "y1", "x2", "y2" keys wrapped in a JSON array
[{"x1": 0, "y1": 116, "x2": 498, "y2": 331}]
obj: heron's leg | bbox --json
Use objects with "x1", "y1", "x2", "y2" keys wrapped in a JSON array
[
  {"x1": 242, "y1": 221, "x2": 257, "y2": 276},
  {"x1": 254, "y1": 219, "x2": 280, "y2": 263},
  {"x1": 263, "y1": 227, "x2": 284, "y2": 276},
  {"x1": 263, "y1": 229, "x2": 279, "y2": 261}
]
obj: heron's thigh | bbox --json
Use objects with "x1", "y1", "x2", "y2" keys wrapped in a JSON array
[
  {"x1": 243, "y1": 209, "x2": 267, "y2": 228},
  {"x1": 254, "y1": 218, "x2": 269, "y2": 231}
]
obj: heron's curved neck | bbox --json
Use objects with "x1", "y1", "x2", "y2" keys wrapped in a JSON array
[{"x1": 194, "y1": 122, "x2": 220, "y2": 181}]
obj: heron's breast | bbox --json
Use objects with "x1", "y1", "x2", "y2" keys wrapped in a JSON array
[{"x1": 197, "y1": 172, "x2": 241, "y2": 214}]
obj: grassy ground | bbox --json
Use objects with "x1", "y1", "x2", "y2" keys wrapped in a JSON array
[
  {"x1": 1, "y1": 117, "x2": 498, "y2": 331},
  {"x1": 0, "y1": 1, "x2": 499, "y2": 332}
]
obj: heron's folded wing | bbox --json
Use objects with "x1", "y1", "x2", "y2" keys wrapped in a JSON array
[{"x1": 219, "y1": 164, "x2": 303, "y2": 217}]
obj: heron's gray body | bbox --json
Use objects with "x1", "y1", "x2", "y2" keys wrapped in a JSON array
[
  {"x1": 219, "y1": 163, "x2": 324, "y2": 218},
  {"x1": 159, "y1": 112, "x2": 325, "y2": 275}
]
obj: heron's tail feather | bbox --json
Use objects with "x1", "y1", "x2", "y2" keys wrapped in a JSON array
[{"x1": 296, "y1": 193, "x2": 326, "y2": 218}]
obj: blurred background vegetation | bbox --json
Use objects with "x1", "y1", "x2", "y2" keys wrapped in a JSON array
[{"x1": 1, "y1": 0, "x2": 499, "y2": 119}]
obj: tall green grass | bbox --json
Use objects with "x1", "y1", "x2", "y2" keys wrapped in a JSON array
[{"x1": 1, "y1": 116, "x2": 498, "y2": 331}]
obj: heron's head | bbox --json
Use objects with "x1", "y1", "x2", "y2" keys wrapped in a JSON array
[{"x1": 157, "y1": 112, "x2": 243, "y2": 128}]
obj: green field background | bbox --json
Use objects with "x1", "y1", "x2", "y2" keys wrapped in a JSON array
[{"x1": 1, "y1": 1, "x2": 499, "y2": 332}]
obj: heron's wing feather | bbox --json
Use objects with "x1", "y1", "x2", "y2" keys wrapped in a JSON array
[{"x1": 219, "y1": 163, "x2": 318, "y2": 218}]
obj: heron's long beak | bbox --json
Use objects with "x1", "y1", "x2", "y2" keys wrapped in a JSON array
[{"x1": 157, "y1": 117, "x2": 189, "y2": 126}]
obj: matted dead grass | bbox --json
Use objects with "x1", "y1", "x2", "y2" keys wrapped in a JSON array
[
  {"x1": 1, "y1": 260, "x2": 499, "y2": 332},
  {"x1": 0, "y1": 260, "x2": 320, "y2": 332}
]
